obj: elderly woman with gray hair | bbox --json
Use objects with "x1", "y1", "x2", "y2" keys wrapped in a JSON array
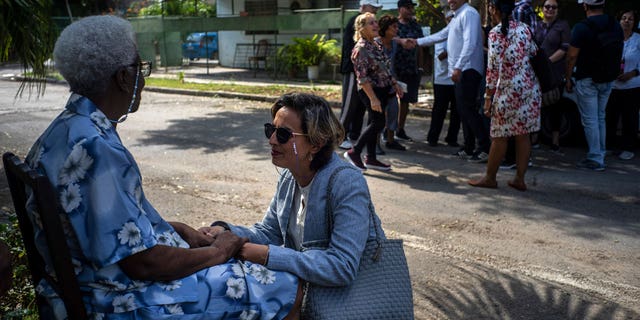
[{"x1": 24, "y1": 15, "x2": 301, "y2": 318}]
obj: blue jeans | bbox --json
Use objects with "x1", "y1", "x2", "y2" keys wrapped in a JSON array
[{"x1": 575, "y1": 78, "x2": 613, "y2": 164}]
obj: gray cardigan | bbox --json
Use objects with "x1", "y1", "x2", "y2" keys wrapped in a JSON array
[{"x1": 228, "y1": 153, "x2": 385, "y2": 287}]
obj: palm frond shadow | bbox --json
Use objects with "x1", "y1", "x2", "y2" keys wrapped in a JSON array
[{"x1": 413, "y1": 263, "x2": 639, "y2": 319}]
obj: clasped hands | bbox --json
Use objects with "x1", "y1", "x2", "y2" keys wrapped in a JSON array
[{"x1": 198, "y1": 226, "x2": 269, "y2": 265}]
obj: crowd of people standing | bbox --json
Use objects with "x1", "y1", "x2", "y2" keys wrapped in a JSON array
[{"x1": 338, "y1": 0, "x2": 639, "y2": 190}]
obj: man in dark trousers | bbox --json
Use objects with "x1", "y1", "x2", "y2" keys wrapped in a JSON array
[
  {"x1": 339, "y1": 0, "x2": 382, "y2": 150},
  {"x1": 395, "y1": 0, "x2": 424, "y2": 142}
]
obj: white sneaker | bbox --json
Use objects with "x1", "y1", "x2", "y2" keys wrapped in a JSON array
[
  {"x1": 468, "y1": 152, "x2": 489, "y2": 163},
  {"x1": 339, "y1": 139, "x2": 353, "y2": 150},
  {"x1": 619, "y1": 151, "x2": 635, "y2": 160}
]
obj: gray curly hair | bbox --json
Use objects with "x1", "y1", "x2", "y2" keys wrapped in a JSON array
[{"x1": 53, "y1": 15, "x2": 138, "y2": 97}]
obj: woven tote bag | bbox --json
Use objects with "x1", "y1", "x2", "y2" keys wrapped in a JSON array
[{"x1": 301, "y1": 166, "x2": 414, "y2": 320}]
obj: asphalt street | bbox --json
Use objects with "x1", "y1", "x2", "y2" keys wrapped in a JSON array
[{"x1": 1, "y1": 72, "x2": 639, "y2": 319}]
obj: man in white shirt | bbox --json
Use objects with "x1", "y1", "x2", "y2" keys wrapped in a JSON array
[
  {"x1": 426, "y1": 11, "x2": 461, "y2": 147},
  {"x1": 416, "y1": 0, "x2": 490, "y2": 162}
]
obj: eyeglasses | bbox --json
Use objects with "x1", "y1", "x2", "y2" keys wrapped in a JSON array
[
  {"x1": 129, "y1": 60, "x2": 152, "y2": 77},
  {"x1": 264, "y1": 123, "x2": 307, "y2": 144},
  {"x1": 544, "y1": 5, "x2": 558, "y2": 10}
]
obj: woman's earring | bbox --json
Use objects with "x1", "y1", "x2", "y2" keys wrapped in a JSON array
[{"x1": 308, "y1": 153, "x2": 314, "y2": 161}]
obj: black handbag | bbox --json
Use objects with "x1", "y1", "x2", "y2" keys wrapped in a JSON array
[
  {"x1": 301, "y1": 166, "x2": 414, "y2": 320},
  {"x1": 531, "y1": 49, "x2": 562, "y2": 107}
]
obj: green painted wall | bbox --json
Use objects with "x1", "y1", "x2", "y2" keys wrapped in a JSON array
[{"x1": 128, "y1": 10, "x2": 352, "y2": 67}]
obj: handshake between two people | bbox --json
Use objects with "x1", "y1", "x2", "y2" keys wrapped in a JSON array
[{"x1": 396, "y1": 37, "x2": 418, "y2": 50}]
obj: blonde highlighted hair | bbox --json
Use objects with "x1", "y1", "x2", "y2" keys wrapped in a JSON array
[{"x1": 353, "y1": 12, "x2": 376, "y2": 42}]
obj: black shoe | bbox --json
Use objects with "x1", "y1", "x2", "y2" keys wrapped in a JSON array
[
  {"x1": 386, "y1": 141, "x2": 406, "y2": 151},
  {"x1": 395, "y1": 129, "x2": 413, "y2": 141},
  {"x1": 427, "y1": 140, "x2": 438, "y2": 147}
]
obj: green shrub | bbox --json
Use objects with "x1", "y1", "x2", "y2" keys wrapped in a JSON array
[
  {"x1": 290, "y1": 34, "x2": 338, "y2": 67},
  {"x1": 0, "y1": 214, "x2": 38, "y2": 319}
]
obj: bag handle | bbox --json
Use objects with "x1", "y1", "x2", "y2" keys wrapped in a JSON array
[{"x1": 325, "y1": 166, "x2": 383, "y2": 261}]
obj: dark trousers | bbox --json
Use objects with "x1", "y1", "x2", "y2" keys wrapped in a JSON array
[
  {"x1": 355, "y1": 87, "x2": 390, "y2": 158},
  {"x1": 545, "y1": 94, "x2": 566, "y2": 133},
  {"x1": 606, "y1": 87, "x2": 640, "y2": 151},
  {"x1": 340, "y1": 73, "x2": 365, "y2": 141},
  {"x1": 428, "y1": 84, "x2": 461, "y2": 145},
  {"x1": 454, "y1": 69, "x2": 490, "y2": 153}
]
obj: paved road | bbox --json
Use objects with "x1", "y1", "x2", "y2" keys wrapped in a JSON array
[{"x1": 1, "y1": 79, "x2": 639, "y2": 319}]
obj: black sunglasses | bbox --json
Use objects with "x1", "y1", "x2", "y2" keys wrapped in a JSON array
[
  {"x1": 264, "y1": 123, "x2": 307, "y2": 144},
  {"x1": 544, "y1": 5, "x2": 558, "y2": 10}
]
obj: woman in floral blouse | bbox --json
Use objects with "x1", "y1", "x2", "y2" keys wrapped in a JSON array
[
  {"x1": 468, "y1": 0, "x2": 541, "y2": 191},
  {"x1": 25, "y1": 15, "x2": 300, "y2": 319},
  {"x1": 343, "y1": 12, "x2": 404, "y2": 171}
]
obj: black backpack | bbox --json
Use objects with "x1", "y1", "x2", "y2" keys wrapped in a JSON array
[{"x1": 582, "y1": 16, "x2": 624, "y2": 83}]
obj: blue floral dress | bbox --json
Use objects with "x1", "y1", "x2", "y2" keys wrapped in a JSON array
[{"x1": 24, "y1": 94, "x2": 298, "y2": 319}]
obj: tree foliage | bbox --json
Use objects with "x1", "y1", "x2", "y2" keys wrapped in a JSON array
[
  {"x1": 0, "y1": 0, "x2": 57, "y2": 97},
  {"x1": 416, "y1": 0, "x2": 448, "y2": 31},
  {"x1": 130, "y1": 0, "x2": 216, "y2": 17}
]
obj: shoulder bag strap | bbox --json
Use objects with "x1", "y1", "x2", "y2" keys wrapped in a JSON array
[{"x1": 325, "y1": 166, "x2": 383, "y2": 261}]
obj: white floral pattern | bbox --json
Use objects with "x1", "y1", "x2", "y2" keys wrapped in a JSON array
[
  {"x1": 159, "y1": 280, "x2": 182, "y2": 291},
  {"x1": 60, "y1": 183, "x2": 81, "y2": 213},
  {"x1": 112, "y1": 293, "x2": 136, "y2": 312},
  {"x1": 232, "y1": 261, "x2": 251, "y2": 277},
  {"x1": 90, "y1": 111, "x2": 111, "y2": 131},
  {"x1": 226, "y1": 277, "x2": 247, "y2": 299},
  {"x1": 239, "y1": 310, "x2": 259, "y2": 320},
  {"x1": 117, "y1": 222, "x2": 142, "y2": 247},
  {"x1": 58, "y1": 141, "x2": 93, "y2": 185},
  {"x1": 249, "y1": 264, "x2": 276, "y2": 285},
  {"x1": 165, "y1": 304, "x2": 184, "y2": 314}
]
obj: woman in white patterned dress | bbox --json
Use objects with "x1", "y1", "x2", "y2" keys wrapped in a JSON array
[{"x1": 469, "y1": 0, "x2": 541, "y2": 191}]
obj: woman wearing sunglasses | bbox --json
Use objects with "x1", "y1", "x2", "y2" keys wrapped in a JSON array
[
  {"x1": 202, "y1": 92, "x2": 387, "y2": 298},
  {"x1": 534, "y1": 0, "x2": 571, "y2": 154}
]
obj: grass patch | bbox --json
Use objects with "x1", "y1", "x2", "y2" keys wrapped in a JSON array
[{"x1": 145, "y1": 77, "x2": 342, "y2": 102}]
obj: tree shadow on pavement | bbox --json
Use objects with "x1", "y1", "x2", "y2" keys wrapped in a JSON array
[
  {"x1": 135, "y1": 109, "x2": 272, "y2": 159},
  {"x1": 413, "y1": 262, "x2": 639, "y2": 320}
]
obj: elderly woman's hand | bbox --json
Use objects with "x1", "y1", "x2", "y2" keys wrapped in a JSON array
[
  {"x1": 198, "y1": 225, "x2": 227, "y2": 238},
  {"x1": 170, "y1": 221, "x2": 214, "y2": 248},
  {"x1": 211, "y1": 231, "x2": 248, "y2": 260}
]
